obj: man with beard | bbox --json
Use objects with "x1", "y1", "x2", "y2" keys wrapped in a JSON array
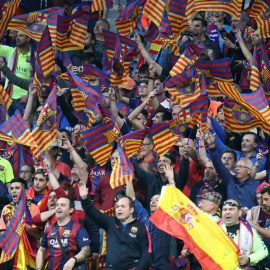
[{"x1": 0, "y1": 31, "x2": 35, "y2": 115}]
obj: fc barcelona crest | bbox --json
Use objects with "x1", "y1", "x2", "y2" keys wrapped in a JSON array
[
  {"x1": 232, "y1": 104, "x2": 253, "y2": 123},
  {"x1": 63, "y1": 230, "x2": 70, "y2": 237},
  {"x1": 26, "y1": 12, "x2": 48, "y2": 33}
]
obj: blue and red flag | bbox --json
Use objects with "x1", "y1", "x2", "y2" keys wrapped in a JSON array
[{"x1": 82, "y1": 105, "x2": 120, "y2": 166}]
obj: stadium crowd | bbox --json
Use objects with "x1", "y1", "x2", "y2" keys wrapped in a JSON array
[{"x1": 0, "y1": 0, "x2": 270, "y2": 269}]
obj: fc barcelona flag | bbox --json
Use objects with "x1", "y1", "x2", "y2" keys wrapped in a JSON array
[
  {"x1": 250, "y1": 0, "x2": 268, "y2": 18},
  {"x1": 256, "y1": 9, "x2": 270, "y2": 38},
  {"x1": 150, "y1": 186, "x2": 239, "y2": 270},
  {"x1": 110, "y1": 140, "x2": 134, "y2": 189},
  {"x1": 67, "y1": 69, "x2": 105, "y2": 126},
  {"x1": 115, "y1": 0, "x2": 145, "y2": 37},
  {"x1": 0, "y1": 83, "x2": 12, "y2": 110},
  {"x1": 8, "y1": 7, "x2": 65, "y2": 41},
  {"x1": 0, "y1": 110, "x2": 38, "y2": 150},
  {"x1": 0, "y1": 0, "x2": 21, "y2": 34},
  {"x1": 170, "y1": 41, "x2": 204, "y2": 77},
  {"x1": 219, "y1": 82, "x2": 270, "y2": 133},
  {"x1": 82, "y1": 105, "x2": 120, "y2": 166},
  {"x1": 185, "y1": 0, "x2": 242, "y2": 20},
  {"x1": 119, "y1": 129, "x2": 147, "y2": 158},
  {"x1": 91, "y1": 0, "x2": 113, "y2": 12},
  {"x1": 31, "y1": 76, "x2": 58, "y2": 158},
  {"x1": 250, "y1": 46, "x2": 262, "y2": 91}
]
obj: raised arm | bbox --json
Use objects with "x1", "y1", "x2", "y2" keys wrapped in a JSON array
[
  {"x1": 109, "y1": 87, "x2": 124, "y2": 129},
  {"x1": 127, "y1": 99, "x2": 147, "y2": 130},
  {"x1": 60, "y1": 138, "x2": 88, "y2": 183},
  {"x1": 251, "y1": 153, "x2": 267, "y2": 180},
  {"x1": 236, "y1": 30, "x2": 253, "y2": 67},
  {"x1": 197, "y1": 129, "x2": 209, "y2": 166},
  {"x1": 23, "y1": 83, "x2": 37, "y2": 128}
]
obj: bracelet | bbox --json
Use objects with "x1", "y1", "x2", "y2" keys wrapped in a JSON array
[
  {"x1": 199, "y1": 145, "x2": 205, "y2": 148},
  {"x1": 148, "y1": 77, "x2": 154, "y2": 80},
  {"x1": 208, "y1": 145, "x2": 215, "y2": 149},
  {"x1": 169, "y1": 181, "x2": 175, "y2": 184},
  {"x1": 149, "y1": 74, "x2": 155, "y2": 78},
  {"x1": 72, "y1": 256, "x2": 78, "y2": 263},
  {"x1": 68, "y1": 148, "x2": 75, "y2": 153},
  {"x1": 110, "y1": 99, "x2": 116, "y2": 101},
  {"x1": 138, "y1": 46, "x2": 145, "y2": 52}
]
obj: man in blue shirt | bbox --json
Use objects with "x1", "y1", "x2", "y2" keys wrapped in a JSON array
[{"x1": 205, "y1": 132, "x2": 259, "y2": 210}]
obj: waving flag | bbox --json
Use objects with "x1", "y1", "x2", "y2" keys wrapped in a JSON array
[
  {"x1": 79, "y1": 62, "x2": 108, "y2": 82},
  {"x1": 142, "y1": 0, "x2": 166, "y2": 28},
  {"x1": 0, "y1": 0, "x2": 21, "y2": 33},
  {"x1": 185, "y1": 0, "x2": 242, "y2": 20},
  {"x1": 115, "y1": 0, "x2": 145, "y2": 37},
  {"x1": 110, "y1": 140, "x2": 134, "y2": 189},
  {"x1": 256, "y1": 9, "x2": 270, "y2": 38},
  {"x1": 150, "y1": 186, "x2": 239, "y2": 270},
  {"x1": 103, "y1": 30, "x2": 137, "y2": 86},
  {"x1": 260, "y1": 41, "x2": 270, "y2": 95},
  {"x1": 170, "y1": 41, "x2": 204, "y2": 77},
  {"x1": 91, "y1": 0, "x2": 113, "y2": 12},
  {"x1": 82, "y1": 105, "x2": 120, "y2": 166},
  {"x1": 250, "y1": 0, "x2": 268, "y2": 18},
  {"x1": 31, "y1": 77, "x2": 58, "y2": 157},
  {"x1": 0, "y1": 84, "x2": 12, "y2": 110},
  {"x1": 68, "y1": 69, "x2": 104, "y2": 125},
  {"x1": 250, "y1": 46, "x2": 262, "y2": 91},
  {"x1": 219, "y1": 82, "x2": 270, "y2": 133},
  {"x1": 119, "y1": 129, "x2": 147, "y2": 158},
  {"x1": 0, "y1": 110, "x2": 38, "y2": 150},
  {"x1": 36, "y1": 25, "x2": 55, "y2": 77},
  {"x1": 8, "y1": 7, "x2": 65, "y2": 41}
]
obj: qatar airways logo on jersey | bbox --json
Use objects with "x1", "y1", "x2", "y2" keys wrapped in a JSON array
[{"x1": 50, "y1": 238, "x2": 68, "y2": 247}]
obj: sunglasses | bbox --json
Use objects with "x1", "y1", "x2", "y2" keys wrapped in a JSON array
[{"x1": 223, "y1": 201, "x2": 240, "y2": 208}]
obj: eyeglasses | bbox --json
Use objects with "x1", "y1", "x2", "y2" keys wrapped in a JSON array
[
  {"x1": 20, "y1": 170, "x2": 31, "y2": 174},
  {"x1": 235, "y1": 165, "x2": 249, "y2": 169},
  {"x1": 223, "y1": 201, "x2": 240, "y2": 208}
]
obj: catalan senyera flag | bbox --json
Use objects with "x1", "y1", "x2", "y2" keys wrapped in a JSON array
[
  {"x1": 110, "y1": 140, "x2": 134, "y2": 189},
  {"x1": 0, "y1": 110, "x2": 38, "y2": 151},
  {"x1": 250, "y1": 0, "x2": 268, "y2": 17},
  {"x1": 31, "y1": 77, "x2": 58, "y2": 158},
  {"x1": 119, "y1": 129, "x2": 147, "y2": 158},
  {"x1": 0, "y1": 0, "x2": 21, "y2": 34},
  {"x1": 185, "y1": 0, "x2": 242, "y2": 20},
  {"x1": 82, "y1": 105, "x2": 120, "y2": 166},
  {"x1": 148, "y1": 40, "x2": 163, "y2": 58},
  {"x1": 91, "y1": 0, "x2": 113, "y2": 12},
  {"x1": 67, "y1": 69, "x2": 104, "y2": 126},
  {"x1": 256, "y1": 9, "x2": 270, "y2": 38},
  {"x1": 219, "y1": 82, "x2": 270, "y2": 133},
  {"x1": 142, "y1": 0, "x2": 166, "y2": 28},
  {"x1": 170, "y1": 41, "x2": 204, "y2": 77},
  {"x1": 36, "y1": 25, "x2": 55, "y2": 77},
  {"x1": 115, "y1": 0, "x2": 145, "y2": 37},
  {"x1": 250, "y1": 46, "x2": 262, "y2": 91},
  {"x1": 0, "y1": 83, "x2": 12, "y2": 110},
  {"x1": 150, "y1": 186, "x2": 239, "y2": 270}
]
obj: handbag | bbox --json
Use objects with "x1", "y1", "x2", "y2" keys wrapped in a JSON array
[{"x1": 55, "y1": 223, "x2": 87, "y2": 270}]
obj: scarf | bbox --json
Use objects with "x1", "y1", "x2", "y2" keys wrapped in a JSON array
[
  {"x1": 27, "y1": 185, "x2": 51, "y2": 213},
  {"x1": 218, "y1": 218, "x2": 253, "y2": 255}
]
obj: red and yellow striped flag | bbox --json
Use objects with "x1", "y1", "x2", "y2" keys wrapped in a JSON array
[
  {"x1": 256, "y1": 9, "x2": 270, "y2": 39},
  {"x1": 0, "y1": 84, "x2": 12, "y2": 110}
]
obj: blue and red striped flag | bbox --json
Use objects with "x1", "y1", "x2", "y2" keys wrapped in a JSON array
[
  {"x1": 0, "y1": 187, "x2": 27, "y2": 262},
  {"x1": 219, "y1": 82, "x2": 270, "y2": 133},
  {"x1": 250, "y1": 46, "x2": 262, "y2": 91},
  {"x1": 145, "y1": 22, "x2": 160, "y2": 43},
  {"x1": 0, "y1": 0, "x2": 21, "y2": 34},
  {"x1": 0, "y1": 110, "x2": 38, "y2": 150},
  {"x1": 115, "y1": 0, "x2": 145, "y2": 37},
  {"x1": 79, "y1": 62, "x2": 108, "y2": 82},
  {"x1": 260, "y1": 41, "x2": 270, "y2": 95},
  {"x1": 67, "y1": 68, "x2": 105, "y2": 125},
  {"x1": 170, "y1": 41, "x2": 204, "y2": 77},
  {"x1": 36, "y1": 25, "x2": 55, "y2": 77},
  {"x1": 82, "y1": 105, "x2": 120, "y2": 166},
  {"x1": 119, "y1": 129, "x2": 147, "y2": 158},
  {"x1": 110, "y1": 140, "x2": 134, "y2": 189},
  {"x1": 91, "y1": 0, "x2": 113, "y2": 12},
  {"x1": 31, "y1": 76, "x2": 58, "y2": 158}
]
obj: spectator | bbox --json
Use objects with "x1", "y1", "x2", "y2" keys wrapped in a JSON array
[
  {"x1": 19, "y1": 163, "x2": 35, "y2": 188},
  {"x1": 36, "y1": 196, "x2": 90, "y2": 270}
]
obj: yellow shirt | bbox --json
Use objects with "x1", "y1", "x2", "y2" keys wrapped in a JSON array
[{"x1": 0, "y1": 45, "x2": 32, "y2": 99}]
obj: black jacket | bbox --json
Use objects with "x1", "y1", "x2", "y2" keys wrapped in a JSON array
[{"x1": 81, "y1": 197, "x2": 152, "y2": 270}]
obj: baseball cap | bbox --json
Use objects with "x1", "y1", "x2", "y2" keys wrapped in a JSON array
[
  {"x1": 197, "y1": 191, "x2": 222, "y2": 205},
  {"x1": 119, "y1": 78, "x2": 136, "y2": 90},
  {"x1": 256, "y1": 182, "x2": 269, "y2": 193}
]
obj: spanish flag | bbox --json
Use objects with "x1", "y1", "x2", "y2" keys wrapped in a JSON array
[{"x1": 150, "y1": 186, "x2": 239, "y2": 270}]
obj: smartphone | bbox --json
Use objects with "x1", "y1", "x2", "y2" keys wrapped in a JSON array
[
  {"x1": 51, "y1": 139, "x2": 63, "y2": 147},
  {"x1": 222, "y1": 32, "x2": 227, "y2": 39}
]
